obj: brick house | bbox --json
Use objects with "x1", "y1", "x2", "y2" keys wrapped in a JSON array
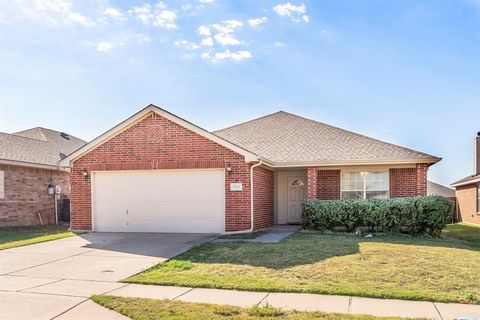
[
  {"x1": 61, "y1": 105, "x2": 441, "y2": 233},
  {"x1": 451, "y1": 132, "x2": 480, "y2": 225},
  {"x1": 0, "y1": 128, "x2": 85, "y2": 226}
]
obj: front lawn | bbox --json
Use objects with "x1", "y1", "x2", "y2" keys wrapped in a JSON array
[
  {"x1": 443, "y1": 223, "x2": 480, "y2": 246},
  {"x1": 126, "y1": 231, "x2": 480, "y2": 304},
  {"x1": 0, "y1": 223, "x2": 75, "y2": 250},
  {"x1": 92, "y1": 295, "x2": 415, "y2": 320}
]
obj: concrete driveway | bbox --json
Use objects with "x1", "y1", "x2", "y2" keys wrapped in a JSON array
[{"x1": 0, "y1": 232, "x2": 216, "y2": 320}]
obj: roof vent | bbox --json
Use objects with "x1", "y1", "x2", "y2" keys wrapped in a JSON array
[
  {"x1": 60, "y1": 132, "x2": 70, "y2": 140},
  {"x1": 59, "y1": 153, "x2": 67, "y2": 160}
]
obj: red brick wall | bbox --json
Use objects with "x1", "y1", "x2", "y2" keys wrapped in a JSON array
[
  {"x1": 416, "y1": 164, "x2": 428, "y2": 196},
  {"x1": 0, "y1": 164, "x2": 70, "y2": 226},
  {"x1": 307, "y1": 167, "x2": 318, "y2": 199},
  {"x1": 390, "y1": 168, "x2": 417, "y2": 198},
  {"x1": 389, "y1": 164, "x2": 429, "y2": 198},
  {"x1": 253, "y1": 166, "x2": 274, "y2": 230},
  {"x1": 456, "y1": 183, "x2": 480, "y2": 225},
  {"x1": 317, "y1": 170, "x2": 341, "y2": 199},
  {"x1": 71, "y1": 112, "x2": 251, "y2": 232}
]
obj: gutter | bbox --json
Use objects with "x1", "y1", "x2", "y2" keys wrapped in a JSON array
[{"x1": 222, "y1": 159, "x2": 263, "y2": 235}]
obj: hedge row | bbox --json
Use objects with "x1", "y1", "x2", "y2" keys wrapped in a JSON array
[{"x1": 302, "y1": 196, "x2": 453, "y2": 236}]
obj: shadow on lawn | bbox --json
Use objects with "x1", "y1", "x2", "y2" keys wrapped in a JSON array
[{"x1": 171, "y1": 232, "x2": 480, "y2": 269}]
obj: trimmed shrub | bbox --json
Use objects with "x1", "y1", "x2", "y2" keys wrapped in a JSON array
[{"x1": 302, "y1": 196, "x2": 453, "y2": 236}]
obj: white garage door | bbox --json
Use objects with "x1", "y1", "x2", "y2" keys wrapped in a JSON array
[{"x1": 92, "y1": 169, "x2": 225, "y2": 233}]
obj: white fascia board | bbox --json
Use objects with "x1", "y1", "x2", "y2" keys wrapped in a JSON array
[
  {"x1": 451, "y1": 177, "x2": 480, "y2": 188},
  {"x1": 0, "y1": 159, "x2": 67, "y2": 171}
]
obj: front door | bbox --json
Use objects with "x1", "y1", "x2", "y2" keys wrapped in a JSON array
[{"x1": 286, "y1": 176, "x2": 306, "y2": 224}]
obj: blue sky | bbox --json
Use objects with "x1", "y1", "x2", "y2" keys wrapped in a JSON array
[{"x1": 0, "y1": 0, "x2": 479, "y2": 186}]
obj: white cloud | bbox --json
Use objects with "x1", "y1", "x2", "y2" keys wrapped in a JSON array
[
  {"x1": 202, "y1": 50, "x2": 252, "y2": 62},
  {"x1": 214, "y1": 33, "x2": 242, "y2": 46},
  {"x1": 96, "y1": 41, "x2": 113, "y2": 52},
  {"x1": 197, "y1": 25, "x2": 211, "y2": 36},
  {"x1": 136, "y1": 34, "x2": 151, "y2": 43},
  {"x1": 248, "y1": 17, "x2": 267, "y2": 27},
  {"x1": 273, "y1": 2, "x2": 309, "y2": 23},
  {"x1": 174, "y1": 39, "x2": 200, "y2": 50},
  {"x1": 129, "y1": 2, "x2": 177, "y2": 29},
  {"x1": 201, "y1": 37, "x2": 214, "y2": 46},
  {"x1": 103, "y1": 7, "x2": 124, "y2": 20},
  {"x1": 6, "y1": 0, "x2": 95, "y2": 27},
  {"x1": 198, "y1": 0, "x2": 216, "y2": 3}
]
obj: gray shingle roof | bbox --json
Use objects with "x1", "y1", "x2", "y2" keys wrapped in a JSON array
[
  {"x1": 0, "y1": 127, "x2": 86, "y2": 167},
  {"x1": 451, "y1": 174, "x2": 479, "y2": 187},
  {"x1": 214, "y1": 111, "x2": 440, "y2": 164},
  {"x1": 427, "y1": 181, "x2": 455, "y2": 197}
]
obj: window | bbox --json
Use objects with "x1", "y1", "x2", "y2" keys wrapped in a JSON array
[
  {"x1": 0, "y1": 171, "x2": 4, "y2": 199},
  {"x1": 341, "y1": 171, "x2": 389, "y2": 199},
  {"x1": 477, "y1": 184, "x2": 480, "y2": 214},
  {"x1": 291, "y1": 179, "x2": 305, "y2": 187}
]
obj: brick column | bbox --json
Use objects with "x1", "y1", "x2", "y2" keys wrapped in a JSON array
[
  {"x1": 307, "y1": 167, "x2": 318, "y2": 200},
  {"x1": 416, "y1": 164, "x2": 428, "y2": 196}
]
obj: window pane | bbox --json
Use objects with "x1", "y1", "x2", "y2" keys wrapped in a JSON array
[
  {"x1": 365, "y1": 172, "x2": 388, "y2": 191},
  {"x1": 341, "y1": 172, "x2": 363, "y2": 191},
  {"x1": 477, "y1": 185, "x2": 480, "y2": 213},
  {"x1": 342, "y1": 191, "x2": 364, "y2": 199},
  {"x1": 366, "y1": 191, "x2": 388, "y2": 199}
]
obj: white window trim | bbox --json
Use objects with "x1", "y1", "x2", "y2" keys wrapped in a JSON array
[{"x1": 340, "y1": 170, "x2": 390, "y2": 200}]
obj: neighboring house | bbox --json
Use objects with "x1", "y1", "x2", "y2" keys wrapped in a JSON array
[
  {"x1": 451, "y1": 132, "x2": 480, "y2": 225},
  {"x1": 0, "y1": 128, "x2": 85, "y2": 226},
  {"x1": 427, "y1": 181, "x2": 455, "y2": 198},
  {"x1": 60, "y1": 105, "x2": 441, "y2": 233}
]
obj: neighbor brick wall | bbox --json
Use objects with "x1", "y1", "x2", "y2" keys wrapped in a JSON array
[
  {"x1": 0, "y1": 164, "x2": 70, "y2": 226},
  {"x1": 71, "y1": 112, "x2": 252, "y2": 232},
  {"x1": 317, "y1": 170, "x2": 341, "y2": 199},
  {"x1": 253, "y1": 166, "x2": 274, "y2": 230},
  {"x1": 456, "y1": 183, "x2": 480, "y2": 225},
  {"x1": 389, "y1": 164, "x2": 429, "y2": 198}
]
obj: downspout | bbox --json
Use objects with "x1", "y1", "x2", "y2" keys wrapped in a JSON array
[{"x1": 222, "y1": 159, "x2": 263, "y2": 235}]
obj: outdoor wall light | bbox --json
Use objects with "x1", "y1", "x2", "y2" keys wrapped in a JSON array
[
  {"x1": 82, "y1": 168, "x2": 89, "y2": 178},
  {"x1": 226, "y1": 163, "x2": 232, "y2": 174}
]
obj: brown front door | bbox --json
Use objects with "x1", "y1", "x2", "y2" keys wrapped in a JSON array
[{"x1": 287, "y1": 176, "x2": 306, "y2": 224}]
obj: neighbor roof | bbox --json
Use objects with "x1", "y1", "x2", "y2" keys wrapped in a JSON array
[
  {"x1": 214, "y1": 111, "x2": 440, "y2": 165},
  {"x1": 427, "y1": 181, "x2": 455, "y2": 198},
  {"x1": 0, "y1": 127, "x2": 86, "y2": 169},
  {"x1": 451, "y1": 174, "x2": 480, "y2": 187}
]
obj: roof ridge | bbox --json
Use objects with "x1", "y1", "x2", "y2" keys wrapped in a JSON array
[
  {"x1": 213, "y1": 110, "x2": 286, "y2": 133},
  {"x1": 14, "y1": 127, "x2": 48, "y2": 141},
  {"x1": 1, "y1": 131, "x2": 49, "y2": 143}
]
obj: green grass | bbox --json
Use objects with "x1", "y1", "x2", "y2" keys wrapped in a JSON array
[
  {"x1": 127, "y1": 230, "x2": 480, "y2": 304},
  {"x1": 443, "y1": 223, "x2": 480, "y2": 246},
  {"x1": 0, "y1": 224, "x2": 75, "y2": 250},
  {"x1": 92, "y1": 295, "x2": 417, "y2": 320}
]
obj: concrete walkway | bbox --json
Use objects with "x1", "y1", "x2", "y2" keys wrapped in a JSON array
[
  {"x1": 103, "y1": 283, "x2": 480, "y2": 320},
  {"x1": 214, "y1": 225, "x2": 300, "y2": 243}
]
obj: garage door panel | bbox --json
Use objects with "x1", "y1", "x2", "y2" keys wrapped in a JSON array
[{"x1": 93, "y1": 169, "x2": 225, "y2": 233}]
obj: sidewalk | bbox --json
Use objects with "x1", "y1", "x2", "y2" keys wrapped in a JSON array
[{"x1": 106, "y1": 283, "x2": 480, "y2": 320}]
